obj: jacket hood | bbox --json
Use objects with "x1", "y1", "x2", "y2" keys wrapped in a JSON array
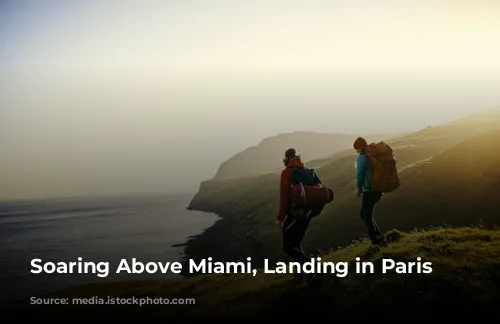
[{"x1": 286, "y1": 156, "x2": 304, "y2": 169}]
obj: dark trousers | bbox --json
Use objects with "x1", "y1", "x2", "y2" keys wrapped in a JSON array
[
  {"x1": 360, "y1": 191, "x2": 384, "y2": 244},
  {"x1": 282, "y1": 209, "x2": 312, "y2": 264}
]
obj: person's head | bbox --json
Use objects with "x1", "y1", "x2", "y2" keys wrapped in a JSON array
[
  {"x1": 353, "y1": 137, "x2": 367, "y2": 153},
  {"x1": 283, "y1": 148, "x2": 300, "y2": 166}
]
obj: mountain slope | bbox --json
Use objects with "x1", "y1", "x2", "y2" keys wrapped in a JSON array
[
  {"x1": 185, "y1": 107, "x2": 500, "y2": 268},
  {"x1": 304, "y1": 127, "x2": 500, "y2": 252},
  {"x1": 213, "y1": 131, "x2": 401, "y2": 179}
]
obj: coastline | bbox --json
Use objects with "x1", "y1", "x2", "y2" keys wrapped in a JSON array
[
  {"x1": 180, "y1": 199, "x2": 279, "y2": 276},
  {"x1": 0, "y1": 194, "x2": 220, "y2": 304}
]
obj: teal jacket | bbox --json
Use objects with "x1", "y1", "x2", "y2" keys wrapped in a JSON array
[{"x1": 356, "y1": 150, "x2": 372, "y2": 192}]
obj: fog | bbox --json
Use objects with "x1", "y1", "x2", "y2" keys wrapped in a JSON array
[{"x1": 1, "y1": 0, "x2": 499, "y2": 200}]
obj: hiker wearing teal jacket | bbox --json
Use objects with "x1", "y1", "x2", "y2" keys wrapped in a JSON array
[
  {"x1": 353, "y1": 137, "x2": 388, "y2": 248},
  {"x1": 356, "y1": 148, "x2": 372, "y2": 193}
]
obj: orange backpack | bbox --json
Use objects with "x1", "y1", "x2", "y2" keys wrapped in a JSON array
[{"x1": 365, "y1": 141, "x2": 400, "y2": 193}]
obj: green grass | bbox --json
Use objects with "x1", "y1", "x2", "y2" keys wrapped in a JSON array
[{"x1": 6, "y1": 226, "x2": 500, "y2": 321}]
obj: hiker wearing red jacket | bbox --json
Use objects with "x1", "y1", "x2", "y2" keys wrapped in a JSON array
[
  {"x1": 277, "y1": 148, "x2": 322, "y2": 286},
  {"x1": 277, "y1": 149, "x2": 304, "y2": 227}
]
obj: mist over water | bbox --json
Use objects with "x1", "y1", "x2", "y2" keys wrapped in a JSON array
[{"x1": 0, "y1": 193, "x2": 219, "y2": 303}]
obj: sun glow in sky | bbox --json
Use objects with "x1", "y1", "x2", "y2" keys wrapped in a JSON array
[{"x1": 1, "y1": 0, "x2": 499, "y2": 199}]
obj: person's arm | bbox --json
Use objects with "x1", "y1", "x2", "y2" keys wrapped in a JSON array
[
  {"x1": 356, "y1": 154, "x2": 366, "y2": 192},
  {"x1": 277, "y1": 168, "x2": 292, "y2": 221}
]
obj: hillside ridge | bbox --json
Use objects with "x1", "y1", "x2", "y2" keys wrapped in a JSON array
[
  {"x1": 184, "y1": 107, "x2": 500, "y2": 270},
  {"x1": 213, "y1": 131, "x2": 401, "y2": 179}
]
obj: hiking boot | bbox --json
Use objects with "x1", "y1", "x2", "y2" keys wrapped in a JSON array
[{"x1": 375, "y1": 236, "x2": 389, "y2": 247}]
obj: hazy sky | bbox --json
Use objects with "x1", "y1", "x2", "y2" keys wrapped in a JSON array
[{"x1": 1, "y1": 0, "x2": 499, "y2": 200}]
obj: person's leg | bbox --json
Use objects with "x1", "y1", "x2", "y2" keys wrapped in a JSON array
[
  {"x1": 363, "y1": 191, "x2": 387, "y2": 246},
  {"x1": 282, "y1": 214, "x2": 311, "y2": 264},
  {"x1": 282, "y1": 210, "x2": 312, "y2": 283},
  {"x1": 361, "y1": 192, "x2": 380, "y2": 245},
  {"x1": 371, "y1": 191, "x2": 387, "y2": 245},
  {"x1": 282, "y1": 215, "x2": 302, "y2": 282},
  {"x1": 372, "y1": 203, "x2": 382, "y2": 237}
]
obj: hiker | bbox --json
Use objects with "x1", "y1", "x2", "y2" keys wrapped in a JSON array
[
  {"x1": 353, "y1": 137, "x2": 389, "y2": 248},
  {"x1": 276, "y1": 148, "x2": 329, "y2": 285}
]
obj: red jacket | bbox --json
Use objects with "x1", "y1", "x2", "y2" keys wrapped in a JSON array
[{"x1": 277, "y1": 157, "x2": 304, "y2": 221}]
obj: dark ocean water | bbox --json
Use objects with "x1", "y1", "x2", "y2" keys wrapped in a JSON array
[{"x1": 0, "y1": 193, "x2": 219, "y2": 303}]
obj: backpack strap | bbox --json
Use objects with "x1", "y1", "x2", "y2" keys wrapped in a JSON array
[
  {"x1": 312, "y1": 169, "x2": 322, "y2": 184},
  {"x1": 289, "y1": 168, "x2": 307, "y2": 206}
]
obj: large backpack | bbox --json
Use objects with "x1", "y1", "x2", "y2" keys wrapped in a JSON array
[
  {"x1": 365, "y1": 141, "x2": 400, "y2": 193},
  {"x1": 289, "y1": 167, "x2": 334, "y2": 213}
]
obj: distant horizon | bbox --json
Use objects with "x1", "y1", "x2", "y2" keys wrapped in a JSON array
[
  {"x1": 2, "y1": 0, "x2": 499, "y2": 200},
  {"x1": 2, "y1": 105, "x2": 498, "y2": 202},
  {"x1": 0, "y1": 190, "x2": 200, "y2": 203}
]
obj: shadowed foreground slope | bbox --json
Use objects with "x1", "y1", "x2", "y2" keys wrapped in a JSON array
[{"x1": 5, "y1": 226, "x2": 500, "y2": 321}]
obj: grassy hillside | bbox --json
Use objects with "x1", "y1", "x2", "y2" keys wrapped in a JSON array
[
  {"x1": 185, "y1": 107, "x2": 500, "y2": 268},
  {"x1": 213, "y1": 131, "x2": 400, "y2": 179},
  {"x1": 6, "y1": 226, "x2": 500, "y2": 321}
]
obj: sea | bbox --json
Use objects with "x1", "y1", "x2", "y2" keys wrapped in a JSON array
[{"x1": 0, "y1": 193, "x2": 219, "y2": 303}]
